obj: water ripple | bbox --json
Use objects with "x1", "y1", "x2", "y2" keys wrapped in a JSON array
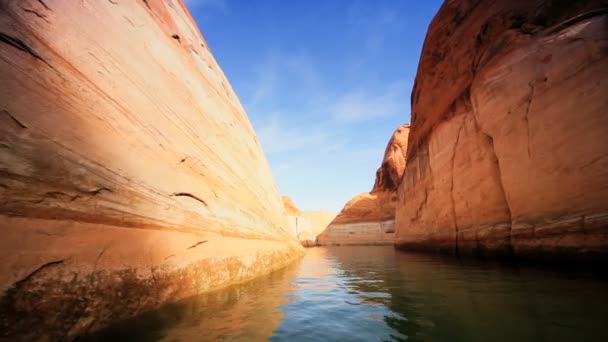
[{"x1": 84, "y1": 246, "x2": 608, "y2": 342}]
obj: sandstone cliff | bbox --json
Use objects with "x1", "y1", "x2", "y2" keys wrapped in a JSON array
[
  {"x1": 318, "y1": 124, "x2": 409, "y2": 245},
  {"x1": 282, "y1": 196, "x2": 335, "y2": 246},
  {"x1": 396, "y1": 0, "x2": 608, "y2": 259},
  {"x1": 0, "y1": 0, "x2": 302, "y2": 339}
]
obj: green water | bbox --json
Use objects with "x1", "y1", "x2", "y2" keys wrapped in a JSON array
[{"x1": 85, "y1": 246, "x2": 608, "y2": 341}]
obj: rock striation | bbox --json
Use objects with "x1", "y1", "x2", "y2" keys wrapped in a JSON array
[
  {"x1": 318, "y1": 125, "x2": 410, "y2": 245},
  {"x1": 395, "y1": 0, "x2": 608, "y2": 259},
  {"x1": 0, "y1": 0, "x2": 302, "y2": 339},
  {"x1": 282, "y1": 196, "x2": 335, "y2": 246}
]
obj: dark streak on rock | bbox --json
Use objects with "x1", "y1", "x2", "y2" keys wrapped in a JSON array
[
  {"x1": 0, "y1": 32, "x2": 52, "y2": 68},
  {"x1": 92, "y1": 245, "x2": 110, "y2": 273},
  {"x1": 1, "y1": 110, "x2": 27, "y2": 129},
  {"x1": 450, "y1": 120, "x2": 465, "y2": 257},
  {"x1": 142, "y1": 0, "x2": 151, "y2": 10},
  {"x1": 108, "y1": 0, "x2": 118, "y2": 4},
  {"x1": 32, "y1": 188, "x2": 110, "y2": 204},
  {"x1": 84, "y1": 187, "x2": 112, "y2": 196},
  {"x1": 179, "y1": 157, "x2": 187, "y2": 165},
  {"x1": 187, "y1": 241, "x2": 207, "y2": 249},
  {"x1": 411, "y1": 188, "x2": 428, "y2": 222},
  {"x1": 171, "y1": 192, "x2": 208, "y2": 206},
  {"x1": 22, "y1": 8, "x2": 49, "y2": 22},
  {"x1": 171, "y1": 34, "x2": 181, "y2": 42},
  {"x1": 37, "y1": 0, "x2": 50, "y2": 10},
  {"x1": 123, "y1": 15, "x2": 136, "y2": 27},
  {"x1": 15, "y1": 260, "x2": 63, "y2": 288},
  {"x1": 524, "y1": 81, "x2": 535, "y2": 159}
]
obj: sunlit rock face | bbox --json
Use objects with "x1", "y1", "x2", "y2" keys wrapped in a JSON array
[
  {"x1": 282, "y1": 196, "x2": 335, "y2": 246},
  {"x1": 0, "y1": 0, "x2": 303, "y2": 339},
  {"x1": 318, "y1": 125, "x2": 409, "y2": 245},
  {"x1": 373, "y1": 124, "x2": 410, "y2": 193},
  {"x1": 395, "y1": 0, "x2": 608, "y2": 259}
]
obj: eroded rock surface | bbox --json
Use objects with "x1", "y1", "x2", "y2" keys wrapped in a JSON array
[
  {"x1": 282, "y1": 196, "x2": 335, "y2": 246},
  {"x1": 318, "y1": 125, "x2": 409, "y2": 245},
  {"x1": 0, "y1": 0, "x2": 302, "y2": 339},
  {"x1": 395, "y1": 0, "x2": 608, "y2": 259}
]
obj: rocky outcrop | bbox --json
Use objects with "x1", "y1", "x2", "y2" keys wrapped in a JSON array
[
  {"x1": 0, "y1": 0, "x2": 302, "y2": 339},
  {"x1": 282, "y1": 196, "x2": 301, "y2": 216},
  {"x1": 395, "y1": 0, "x2": 608, "y2": 260},
  {"x1": 373, "y1": 124, "x2": 410, "y2": 192},
  {"x1": 318, "y1": 125, "x2": 409, "y2": 245},
  {"x1": 282, "y1": 196, "x2": 335, "y2": 246}
]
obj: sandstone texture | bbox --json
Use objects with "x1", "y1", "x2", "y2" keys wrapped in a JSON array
[
  {"x1": 0, "y1": 0, "x2": 302, "y2": 339},
  {"x1": 318, "y1": 125, "x2": 409, "y2": 245},
  {"x1": 282, "y1": 196, "x2": 335, "y2": 246},
  {"x1": 395, "y1": 0, "x2": 608, "y2": 259},
  {"x1": 373, "y1": 124, "x2": 411, "y2": 192}
]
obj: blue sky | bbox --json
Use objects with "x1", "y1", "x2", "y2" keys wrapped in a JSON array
[{"x1": 185, "y1": 0, "x2": 442, "y2": 212}]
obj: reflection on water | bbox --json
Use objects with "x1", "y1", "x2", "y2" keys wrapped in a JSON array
[{"x1": 84, "y1": 246, "x2": 608, "y2": 341}]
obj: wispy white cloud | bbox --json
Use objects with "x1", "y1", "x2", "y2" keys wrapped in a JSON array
[
  {"x1": 347, "y1": 5, "x2": 404, "y2": 53},
  {"x1": 243, "y1": 48, "x2": 409, "y2": 211},
  {"x1": 254, "y1": 114, "x2": 345, "y2": 156},
  {"x1": 329, "y1": 79, "x2": 410, "y2": 123},
  {"x1": 245, "y1": 51, "x2": 323, "y2": 109}
]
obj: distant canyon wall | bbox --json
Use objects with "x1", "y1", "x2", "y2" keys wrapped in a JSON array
[
  {"x1": 0, "y1": 0, "x2": 302, "y2": 339},
  {"x1": 318, "y1": 125, "x2": 409, "y2": 245},
  {"x1": 282, "y1": 196, "x2": 335, "y2": 246},
  {"x1": 395, "y1": 0, "x2": 608, "y2": 259}
]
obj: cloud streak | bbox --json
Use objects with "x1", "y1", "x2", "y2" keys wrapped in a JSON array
[
  {"x1": 244, "y1": 49, "x2": 410, "y2": 211},
  {"x1": 330, "y1": 79, "x2": 410, "y2": 123}
]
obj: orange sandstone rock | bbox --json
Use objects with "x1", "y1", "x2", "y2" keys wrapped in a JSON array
[
  {"x1": 282, "y1": 196, "x2": 335, "y2": 246},
  {"x1": 395, "y1": 0, "x2": 608, "y2": 259},
  {"x1": 0, "y1": 0, "x2": 302, "y2": 338},
  {"x1": 318, "y1": 125, "x2": 409, "y2": 245},
  {"x1": 373, "y1": 124, "x2": 410, "y2": 192},
  {"x1": 282, "y1": 196, "x2": 302, "y2": 216}
]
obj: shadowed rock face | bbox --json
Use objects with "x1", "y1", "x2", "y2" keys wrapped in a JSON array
[
  {"x1": 318, "y1": 125, "x2": 410, "y2": 245},
  {"x1": 396, "y1": 0, "x2": 608, "y2": 259},
  {"x1": 0, "y1": 0, "x2": 302, "y2": 339}
]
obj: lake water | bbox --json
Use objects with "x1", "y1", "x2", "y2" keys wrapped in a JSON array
[{"x1": 84, "y1": 246, "x2": 608, "y2": 341}]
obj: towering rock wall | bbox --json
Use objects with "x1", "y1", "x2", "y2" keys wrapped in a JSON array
[
  {"x1": 395, "y1": 0, "x2": 608, "y2": 259},
  {"x1": 0, "y1": 0, "x2": 302, "y2": 339},
  {"x1": 318, "y1": 124, "x2": 409, "y2": 245}
]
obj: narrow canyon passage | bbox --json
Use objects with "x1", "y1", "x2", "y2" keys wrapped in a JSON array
[
  {"x1": 1, "y1": 0, "x2": 606, "y2": 339},
  {"x1": 83, "y1": 247, "x2": 608, "y2": 341}
]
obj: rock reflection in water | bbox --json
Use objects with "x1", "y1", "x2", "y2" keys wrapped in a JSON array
[
  {"x1": 85, "y1": 246, "x2": 608, "y2": 341},
  {"x1": 82, "y1": 262, "x2": 299, "y2": 341}
]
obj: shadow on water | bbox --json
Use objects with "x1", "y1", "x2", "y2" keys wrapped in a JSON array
[
  {"x1": 82, "y1": 246, "x2": 608, "y2": 341},
  {"x1": 324, "y1": 246, "x2": 608, "y2": 342},
  {"x1": 79, "y1": 260, "x2": 301, "y2": 341}
]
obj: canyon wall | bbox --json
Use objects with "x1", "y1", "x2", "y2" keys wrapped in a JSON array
[
  {"x1": 0, "y1": 0, "x2": 303, "y2": 339},
  {"x1": 282, "y1": 196, "x2": 335, "y2": 246},
  {"x1": 318, "y1": 125, "x2": 409, "y2": 245},
  {"x1": 395, "y1": 0, "x2": 608, "y2": 259}
]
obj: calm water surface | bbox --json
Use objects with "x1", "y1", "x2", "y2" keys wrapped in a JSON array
[{"x1": 86, "y1": 246, "x2": 608, "y2": 341}]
